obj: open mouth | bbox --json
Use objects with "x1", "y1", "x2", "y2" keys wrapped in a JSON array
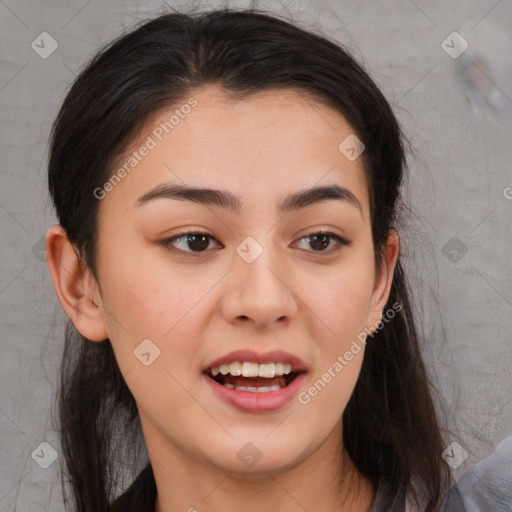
[
  {"x1": 201, "y1": 352, "x2": 308, "y2": 399},
  {"x1": 206, "y1": 370, "x2": 302, "y2": 392}
]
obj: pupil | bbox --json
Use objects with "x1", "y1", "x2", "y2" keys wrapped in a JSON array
[
  {"x1": 310, "y1": 234, "x2": 329, "y2": 251},
  {"x1": 188, "y1": 234, "x2": 209, "y2": 251}
]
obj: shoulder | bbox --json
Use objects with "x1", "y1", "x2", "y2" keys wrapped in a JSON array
[
  {"x1": 406, "y1": 436, "x2": 512, "y2": 512},
  {"x1": 449, "y1": 435, "x2": 512, "y2": 511},
  {"x1": 371, "y1": 477, "x2": 466, "y2": 512}
]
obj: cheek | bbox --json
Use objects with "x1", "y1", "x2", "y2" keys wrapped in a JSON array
[
  {"x1": 299, "y1": 255, "x2": 375, "y2": 341},
  {"x1": 97, "y1": 261, "x2": 207, "y2": 420},
  {"x1": 299, "y1": 274, "x2": 370, "y2": 417},
  {"x1": 96, "y1": 246, "x2": 213, "y2": 384},
  {"x1": 296, "y1": 251, "x2": 374, "y2": 403},
  {"x1": 99, "y1": 239, "x2": 206, "y2": 332}
]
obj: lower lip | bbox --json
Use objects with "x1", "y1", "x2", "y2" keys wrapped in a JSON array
[{"x1": 202, "y1": 373, "x2": 307, "y2": 413}]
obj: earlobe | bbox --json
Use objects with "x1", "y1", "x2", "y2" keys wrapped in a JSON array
[
  {"x1": 367, "y1": 229, "x2": 400, "y2": 332},
  {"x1": 45, "y1": 225, "x2": 108, "y2": 342}
]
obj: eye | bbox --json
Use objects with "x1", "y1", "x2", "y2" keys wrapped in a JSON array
[
  {"x1": 162, "y1": 230, "x2": 222, "y2": 254},
  {"x1": 161, "y1": 229, "x2": 351, "y2": 255},
  {"x1": 295, "y1": 230, "x2": 352, "y2": 253}
]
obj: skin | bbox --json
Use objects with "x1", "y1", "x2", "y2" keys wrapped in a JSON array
[{"x1": 46, "y1": 85, "x2": 399, "y2": 512}]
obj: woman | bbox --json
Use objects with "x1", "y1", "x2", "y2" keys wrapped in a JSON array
[{"x1": 45, "y1": 8, "x2": 456, "y2": 512}]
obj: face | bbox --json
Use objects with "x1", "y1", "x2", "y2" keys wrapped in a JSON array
[{"x1": 83, "y1": 85, "x2": 395, "y2": 475}]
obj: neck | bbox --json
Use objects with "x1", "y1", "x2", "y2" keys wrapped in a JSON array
[{"x1": 151, "y1": 422, "x2": 376, "y2": 512}]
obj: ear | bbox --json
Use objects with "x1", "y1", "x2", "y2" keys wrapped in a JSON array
[
  {"x1": 366, "y1": 229, "x2": 400, "y2": 334},
  {"x1": 45, "y1": 225, "x2": 108, "y2": 341}
]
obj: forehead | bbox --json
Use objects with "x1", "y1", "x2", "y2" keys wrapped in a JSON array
[{"x1": 103, "y1": 84, "x2": 369, "y2": 219}]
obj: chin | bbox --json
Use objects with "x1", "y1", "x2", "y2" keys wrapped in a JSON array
[{"x1": 198, "y1": 434, "x2": 315, "y2": 476}]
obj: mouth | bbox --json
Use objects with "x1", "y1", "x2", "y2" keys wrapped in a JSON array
[
  {"x1": 204, "y1": 362, "x2": 304, "y2": 393},
  {"x1": 202, "y1": 350, "x2": 308, "y2": 396}
]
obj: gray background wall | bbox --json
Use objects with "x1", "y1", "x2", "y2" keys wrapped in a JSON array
[{"x1": 1, "y1": 0, "x2": 511, "y2": 510}]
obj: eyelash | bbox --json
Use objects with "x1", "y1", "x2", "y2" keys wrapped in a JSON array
[{"x1": 161, "y1": 229, "x2": 352, "y2": 256}]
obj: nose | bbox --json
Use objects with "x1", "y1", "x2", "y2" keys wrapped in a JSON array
[{"x1": 220, "y1": 239, "x2": 298, "y2": 328}]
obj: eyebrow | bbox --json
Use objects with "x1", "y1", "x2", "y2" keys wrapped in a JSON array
[{"x1": 136, "y1": 183, "x2": 363, "y2": 218}]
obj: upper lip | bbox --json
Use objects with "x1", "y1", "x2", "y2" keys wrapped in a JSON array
[{"x1": 203, "y1": 350, "x2": 308, "y2": 373}]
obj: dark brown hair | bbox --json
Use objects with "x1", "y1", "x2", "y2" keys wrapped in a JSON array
[{"x1": 47, "y1": 8, "x2": 452, "y2": 511}]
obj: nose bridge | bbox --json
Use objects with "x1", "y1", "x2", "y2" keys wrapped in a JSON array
[
  {"x1": 237, "y1": 234, "x2": 286, "y2": 295},
  {"x1": 226, "y1": 233, "x2": 296, "y2": 322}
]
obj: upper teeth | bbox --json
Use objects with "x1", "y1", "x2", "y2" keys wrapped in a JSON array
[{"x1": 210, "y1": 362, "x2": 293, "y2": 378}]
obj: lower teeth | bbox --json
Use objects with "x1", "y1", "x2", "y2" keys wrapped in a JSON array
[{"x1": 224, "y1": 383, "x2": 284, "y2": 392}]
